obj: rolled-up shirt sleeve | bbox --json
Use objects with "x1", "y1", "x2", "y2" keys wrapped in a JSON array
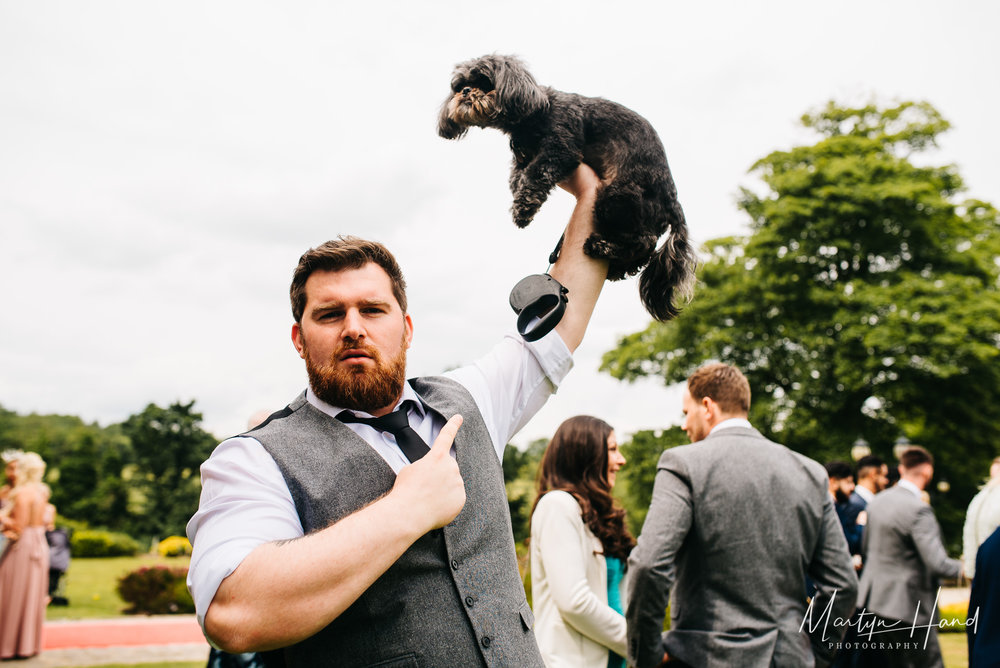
[{"x1": 186, "y1": 436, "x2": 303, "y2": 630}]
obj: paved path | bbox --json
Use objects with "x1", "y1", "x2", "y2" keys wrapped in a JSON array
[{"x1": 13, "y1": 616, "x2": 210, "y2": 667}]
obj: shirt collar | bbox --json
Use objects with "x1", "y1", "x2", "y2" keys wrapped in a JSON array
[
  {"x1": 897, "y1": 478, "x2": 923, "y2": 499},
  {"x1": 305, "y1": 382, "x2": 426, "y2": 420},
  {"x1": 855, "y1": 485, "x2": 875, "y2": 503},
  {"x1": 709, "y1": 417, "x2": 753, "y2": 435}
]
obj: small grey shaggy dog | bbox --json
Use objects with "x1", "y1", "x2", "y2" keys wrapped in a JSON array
[{"x1": 438, "y1": 53, "x2": 695, "y2": 321}]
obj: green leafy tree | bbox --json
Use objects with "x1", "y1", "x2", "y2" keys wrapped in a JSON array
[
  {"x1": 121, "y1": 401, "x2": 216, "y2": 539},
  {"x1": 0, "y1": 406, "x2": 131, "y2": 531},
  {"x1": 602, "y1": 100, "x2": 1000, "y2": 549},
  {"x1": 503, "y1": 438, "x2": 547, "y2": 543}
]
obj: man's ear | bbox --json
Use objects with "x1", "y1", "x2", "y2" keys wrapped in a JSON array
[
  {"x1": 701, "y1": 396, "x2": 715, "y2": 416},
  {"x1": 292, "y1": 322, "x2": 305, "y2": 359},
  {"x1": 403, "y1": 313, "x2": 414, "y2": 349}
]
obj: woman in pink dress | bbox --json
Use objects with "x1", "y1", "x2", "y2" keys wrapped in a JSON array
[{"x1": 0, "y1": 451, "x2": 50, "y2": 660}]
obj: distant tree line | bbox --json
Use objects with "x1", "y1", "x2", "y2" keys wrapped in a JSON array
[{"x1": 0, "y1": 401, "x2": 215, "y2": 543}]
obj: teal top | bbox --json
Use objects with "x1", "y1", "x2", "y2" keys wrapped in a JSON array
[{"x1": 606, "y1": 556, "x2": 627, "y2": 668}]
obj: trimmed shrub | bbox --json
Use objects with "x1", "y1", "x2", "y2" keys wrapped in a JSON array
[
  {"x1": 117, "y1": 565, "x2": 194, "y2": 615},
  {"x1": 938, "y1": 601, "x2": 968, "y2": 633},
  {"x1": 71, "y1": 529, "x2": 141, "y2": 557},
  {"x1": 158, "y1": 535, "x2": 193, "y2": 557}
]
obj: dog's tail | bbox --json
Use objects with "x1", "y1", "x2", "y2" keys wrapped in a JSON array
[{"x1": 639, "y1": 217, "x2": 696, "y2": 321}]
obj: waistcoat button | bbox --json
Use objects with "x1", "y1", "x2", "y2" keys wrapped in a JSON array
[
  {"x1": 465, "y1": 596, "x2": 475, "y2": 607},
  {"x1": 481, "y1": 635, "x2": 492, "y2": 648},
  {"x1": 451, "y1": 559, "x2": 459, "y2": 570}
]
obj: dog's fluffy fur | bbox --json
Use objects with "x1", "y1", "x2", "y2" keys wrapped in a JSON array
[{"x1": 438, "y1": 54, "x2": 695, "y2": 321}]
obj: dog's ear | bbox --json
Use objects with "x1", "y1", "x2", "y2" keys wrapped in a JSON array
[
  {"x1": 491, "y1": 56, "x2": 549, "y2": 123},
  {"x1": 438, "y1": 95, "x2": 467, "y2": 139}
]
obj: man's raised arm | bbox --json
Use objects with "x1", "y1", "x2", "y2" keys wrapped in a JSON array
[
  {"x1": 202, "y1": 416, "x2": 465, "y2": 653},
  {"x1": 551, "y1": 163, "x2": 608, "y2": 353}
]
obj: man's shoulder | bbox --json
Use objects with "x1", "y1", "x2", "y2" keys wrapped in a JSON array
[
  {"x1": 848, "y1": 490, "x2": 868, "y2": 508},
  {"x1": 869, "y1": 485, "x2": 920, "y2": 515}
]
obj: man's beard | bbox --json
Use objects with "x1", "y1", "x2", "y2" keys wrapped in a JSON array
[
  {"x1": 834, "y1": 488, "x2": 850, "y2": 504},
  {"x1": 304, "y1": 335, "x2": 407, "y2": 413}
]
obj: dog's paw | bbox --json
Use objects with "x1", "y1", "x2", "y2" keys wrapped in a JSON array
[{"x1": 583, "y1": 234, "x2": 615, "y2": 259}]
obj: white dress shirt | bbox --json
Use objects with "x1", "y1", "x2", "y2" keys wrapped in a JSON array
[
  {"x1": 186, "y1": 329, "x2": 572, "y2": 627},
  {"x1": 709, "y1": 417, "x2": 753, "y2": 435},
  {"x1": 854, "y1": 484, "x2": 875, "y2": 505},
  {"x1": 897, "y1": 478, "x2": 923, "y2": 500}
]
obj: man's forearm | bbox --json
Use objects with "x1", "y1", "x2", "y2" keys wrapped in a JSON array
[
  {"x1": 551, "y1": 167, "x2": 608, "y2": 353},
  {"x1": 205, "y1": 490, "x2": 427, "y2": 652},
  {"x1": 205, "y1": 415, "x2": 466, "y2": 652}
]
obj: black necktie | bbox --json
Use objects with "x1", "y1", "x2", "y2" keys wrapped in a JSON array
[{"x1": 336, "y1": 401, "x2": 430, "y2": 463}]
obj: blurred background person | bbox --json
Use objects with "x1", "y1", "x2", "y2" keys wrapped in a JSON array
[
  {"x1": 530, "y1": 415, "x2": 633, "y2": 668},
  {"x1": 826, "y1": 460, "x2": 861, "y2": 556},
  {"x1": 963, "y1": 456, "x2": 1000, "y2": 581},
  {"x1": 845, "y1": 455, "x2": 889, "y2": 571},
  {"x1": 857, "y1": 446, "x2": 961, "y2": 668},
  {"x1": 967, "y1": 525, "x2": 1000, "y2": 668},
  {"x1": 0, "y1": 452, "x2": 50, "y2": 660},
  {"x1": 0, "y1": 450, "x2": 23, "y2": 558},
  {"x1": 832, "y1": 455, "x2": 887, "y2": 668}
]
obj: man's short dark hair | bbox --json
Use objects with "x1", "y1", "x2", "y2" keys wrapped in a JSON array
[
  {"x1": 687, "y1": 363, "x2": 751, "y2": 415},
  {"x1": 856, "y1": 455, "x2": 885, "y2": 479},
  {"x1": 825, "y1": 460, "x2": 854, "y2": 481},
  {"x1": 899, "y1": 446, "x2": 934, "y2": 470},
  {"x1": 290, "y1": 236, "x2": 407, "y2": 323}
]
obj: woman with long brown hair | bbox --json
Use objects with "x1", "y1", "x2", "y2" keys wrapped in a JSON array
[{"x1": 530, "y1": 415, "x2": 634, "y2": 668}]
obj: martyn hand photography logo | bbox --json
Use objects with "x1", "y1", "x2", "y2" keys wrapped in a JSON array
[{"x1": 799, "y1": 588, "x2": 979, "y2": 651}]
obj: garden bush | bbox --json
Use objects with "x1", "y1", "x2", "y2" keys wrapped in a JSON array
[
  {"x1": 938, "y1": 601, "x2": 968, "y2": 632},
  {"x1": 158, "y1": 535, "x2": 193, "y2": 557},
  {"x1": 117, "y1": 565, "x2": 194, "y2": 615},
  {"x1": 71, "y1": 529, "x2": 141, "y2": 557}
]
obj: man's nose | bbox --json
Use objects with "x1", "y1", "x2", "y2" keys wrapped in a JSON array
[{"x1": 342, "y1": 309, "x2": 365, "y2": 338}]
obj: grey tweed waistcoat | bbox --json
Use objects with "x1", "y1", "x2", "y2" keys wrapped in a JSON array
[{"x1": 249, "y1": 376, "x2": 542, "y2": 668}]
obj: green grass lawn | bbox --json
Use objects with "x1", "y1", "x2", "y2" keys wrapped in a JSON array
[
  {"x1": 940, "y1": 631, "x2": 968, "y2": 668},
  {"x1": 47, "y1": 554, "x2": 191, "y2": 620}
]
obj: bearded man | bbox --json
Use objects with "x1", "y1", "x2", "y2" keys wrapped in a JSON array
[{"x1": 186, "y1": 166, "x2": 606, "y2": 667}]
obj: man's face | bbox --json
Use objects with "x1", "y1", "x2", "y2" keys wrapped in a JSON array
[
  {"x1": 831, "y1": 477, "x2": 855, "y2": 504},
  {"x1": 874, "y1": 464, "x2": 889, "y2": 492},
  {"x1": 292, "y1": 263, "x2": 413, "y2": 415},
  {"x1": 681, "y1": 388, "x2": 710, "y2": 443}
]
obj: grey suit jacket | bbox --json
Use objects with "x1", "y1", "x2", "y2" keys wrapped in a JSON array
[
  {"x1": 626, "y1": 426, "x2": 858, "y2": 668},
  {"x1": 857, "y1": 484, "x2": 961, "y2": 626}
]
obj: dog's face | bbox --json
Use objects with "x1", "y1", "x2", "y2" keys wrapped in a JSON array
[{"x1": 437, "y1": 54, "x2": 549, "y2": 139}]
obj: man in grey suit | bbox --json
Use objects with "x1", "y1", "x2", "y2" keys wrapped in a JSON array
[
  {"x1": 626, "y1": 363, "x2": 858, "y2": 668},
  {"x1": 856, "y1": 446, "x2": 962, "y2": 668}
]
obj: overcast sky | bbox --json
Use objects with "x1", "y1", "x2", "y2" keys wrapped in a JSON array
[{"x1": 2, "y1": 1, "x2": 997, "y2": 448}]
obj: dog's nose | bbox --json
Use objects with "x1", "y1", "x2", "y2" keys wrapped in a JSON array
[{"x1": 462, "y1": 87, "x2": 472, "y2": 95}]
